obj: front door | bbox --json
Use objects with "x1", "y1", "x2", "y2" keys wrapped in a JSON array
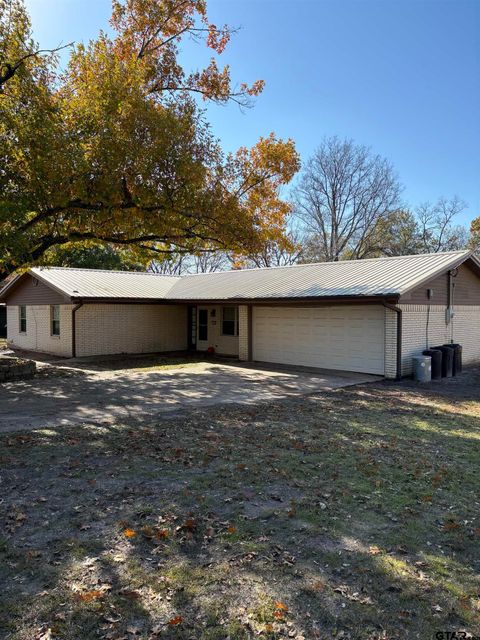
[{"x1": 198, "y1": 308, "x2": 209, "y2": 346}]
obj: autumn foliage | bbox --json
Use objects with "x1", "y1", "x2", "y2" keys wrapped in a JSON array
[{"x1": 0, "y1": 0, "x2": 299, "y2": 278}]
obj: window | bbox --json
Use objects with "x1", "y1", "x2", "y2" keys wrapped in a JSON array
[
  {"x1": 19, "y1": 306, "x2": 27, "y2": 333},
  {"x1": 51, "y1": 305, "x2": 60, "y2": 336},
  {"x1": 198, "y1": 309, "x2": 208, "y2": 341},
  {"x1": 222, "y1": 306, "x2": 238, "y2": 336}
]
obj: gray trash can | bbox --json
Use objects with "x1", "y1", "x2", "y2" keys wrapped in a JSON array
[{"x1": 413, "y1": 355, "x2": 432, "y2": 382}]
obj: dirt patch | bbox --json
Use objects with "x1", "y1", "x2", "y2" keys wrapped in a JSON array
[{"x1": 0, "y1": 371, "x2": 479, "y2": 639}]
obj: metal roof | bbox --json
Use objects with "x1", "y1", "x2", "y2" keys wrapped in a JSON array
[
  {"x1": 166, "y1": 250, "x2": 476, "y2": 300},
  {"x1": 28, "y1": 267, "x2": 180, "y2": 299},
  {"x1": 0, "y1": 250, "x2": 477, "y2": 302}
]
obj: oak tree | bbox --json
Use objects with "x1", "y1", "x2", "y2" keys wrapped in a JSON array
[{"x1": 0, "y1": 0, "x2": 299, "y2": 279}]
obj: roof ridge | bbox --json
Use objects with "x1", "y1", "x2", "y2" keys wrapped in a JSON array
[{"x1": 179, "y1": 249, "x2": 471, "y2": 278}]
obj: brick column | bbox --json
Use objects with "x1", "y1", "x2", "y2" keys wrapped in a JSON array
[
  {"x1": 238, "y1": 305, "x2": 250, "y2": 361},
  {"x1": 384, "y1": 306, "x2": 398, "y2": 379}
]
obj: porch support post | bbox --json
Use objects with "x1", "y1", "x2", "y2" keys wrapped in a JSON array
[{"x1": 238, "y1": 304, "x2": 251, "y2": 361}]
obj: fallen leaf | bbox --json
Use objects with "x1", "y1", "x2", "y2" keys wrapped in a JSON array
[
  {"x1": 168, "y1": 615, "x2": 183, "y2": 625},
  {"x1": 312, "y1": 580, "x2": 326, "y2": 592},
  {"x1": 76, "y1": 590, "x2": 103, "y2": 602},
  {"x1": 119, "y1": 589, "x2": 141, "y2": 600},
  {"x1": 123, "y1": 528, "x2": 136, "y2": 538}
]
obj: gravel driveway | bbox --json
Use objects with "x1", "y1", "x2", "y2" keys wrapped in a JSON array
[{"x1": 0, "y1": 359, "x2": 377, "y2": 432}]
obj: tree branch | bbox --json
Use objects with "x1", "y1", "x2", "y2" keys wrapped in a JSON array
[{"x1": 0, "y1": 42, "x2": 73, "y2": 88}]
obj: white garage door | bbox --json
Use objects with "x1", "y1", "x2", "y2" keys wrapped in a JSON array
[{"x1": 253, "y1": 306, "x2": 385, "y2": 375}]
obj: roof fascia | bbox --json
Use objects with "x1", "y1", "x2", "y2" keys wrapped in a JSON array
[
  {"x1": 72, "y1": 293, "x2": 400, "y2": 305},
  {"x1": 0, "y1": 272, "x2": 24, "y2": 301}
]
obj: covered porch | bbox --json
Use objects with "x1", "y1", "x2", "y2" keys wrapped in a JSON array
[{"x1": 188, "y1": 304, "x2": 250, "y2": 359}]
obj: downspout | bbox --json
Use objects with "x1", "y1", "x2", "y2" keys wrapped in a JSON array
[
  {"x1": 383, "y1": 301, "x2": 402, "y2": 380},
  {"x1": 447, "y1": 268, "x2": 458, "y2": 342},
  {"x1": 71, "y1": 302, "x2": 83, "y2": 358}
]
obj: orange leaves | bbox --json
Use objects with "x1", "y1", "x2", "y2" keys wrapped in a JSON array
[
  {"x1": 227, "y1": 525, "x2": 236, "y2": 534},
  {"x1": 124, "y1": 523, "x2": 171, "y2": 540},
  {"x1": 368, "y1": 545, "x2": 382, "y2": 556},
  {"x1": 167, "y1": 615, "x2": 183, "y2": 626},
  {"x1": 76, "y1": 589, "x2": 103, "y2": 602},
  {"x1": 206, "y1": 23, "x2": 230, "y2": 54},
  {"x1": 273, "y1": 601, "x2": 289, "y2": 620},
  {"x1": 194, "y1": 58, "x2": 232, "y2": 102},
  {"x1": 443, "y1": 520, "x2": 461, "y2": 532},
  {"x1": 241, "y1": 79, "x2": 265, "y2": 97},
  {"x1": 224, "y1": 132, "x2": 299, "y2": 257}
]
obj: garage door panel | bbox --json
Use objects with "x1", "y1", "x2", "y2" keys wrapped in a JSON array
[{"x1": 253, "y1": 306, "x2": 385, "y2": 375}]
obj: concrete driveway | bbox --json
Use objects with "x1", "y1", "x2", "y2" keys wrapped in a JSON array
[{"x1": 0, "y1": 358, "x2": 379, "y2": 432}]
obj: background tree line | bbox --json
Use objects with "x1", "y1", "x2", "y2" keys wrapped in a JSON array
[{"x1": 146, "y1": 136, "x2": 478, "y2": 275}]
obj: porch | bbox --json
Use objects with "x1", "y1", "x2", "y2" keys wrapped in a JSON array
[{"x1": 188, "y1": 304, "x2": 248, "y2": 358}]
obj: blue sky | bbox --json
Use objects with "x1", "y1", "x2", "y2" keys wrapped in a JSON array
[{"x1": 25, "y1": 0, "x2": 480, "y2": 225}]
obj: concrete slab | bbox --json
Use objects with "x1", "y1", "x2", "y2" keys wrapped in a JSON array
[{"x1": 0, "y1": 359, "x2": 379, "y2": 433}]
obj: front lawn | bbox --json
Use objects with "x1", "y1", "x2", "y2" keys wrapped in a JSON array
[{"x1": 1, "y1": 372, "x2": 479, "y2": 639}]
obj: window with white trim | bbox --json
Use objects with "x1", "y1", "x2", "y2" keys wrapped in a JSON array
[
  {"x1": 51, "y1": 305, "x2": 60, "y2": 336},
  {"x1": 19, "y1": 306, "x2": 27, "y2": 333},
  {"x1": 222, "y1": 306, "x2": 238, "y2": 336}
]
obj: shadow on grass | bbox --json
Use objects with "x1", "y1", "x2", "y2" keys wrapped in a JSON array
[{"x1": 0, "y1": 374, "x2": 479, "y2": 638}]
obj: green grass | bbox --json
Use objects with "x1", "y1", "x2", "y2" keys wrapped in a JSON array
[{"x1": 0, "y1": 374, "x2": 479, "y2": 638}]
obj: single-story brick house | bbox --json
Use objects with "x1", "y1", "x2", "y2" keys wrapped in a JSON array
[{"x1": 1, "y1": 250, "x2": 479, "y2": 378}]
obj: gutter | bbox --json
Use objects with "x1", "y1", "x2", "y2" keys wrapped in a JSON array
[
  {"x1": 70, "y1": 293, "x2": 400, "y2": 306},
  {"x1": 71, "y1": 302, "x2": 83, "y2": 358},
  {"x1": 383, "y1": 301, "x2": 402, "y2": 380}
]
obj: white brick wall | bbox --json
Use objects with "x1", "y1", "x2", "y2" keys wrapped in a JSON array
[
  {"x1": 400, "y1": 304, "x2": 480, "y2": 375},
  {"x1": 238, "y1": 305, "x2": 249, "y2": 361},
  {"x1": 7, "y1": 304, "x2": 73, "y2": 356},
  {"x1": 75, "y1": 304, "x2": 187, "y2": 357}
]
